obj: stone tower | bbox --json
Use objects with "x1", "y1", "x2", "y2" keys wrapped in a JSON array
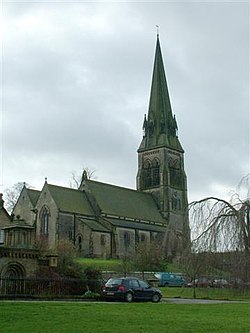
[{"x1": 137, "y1": 35, "x2": 189, "y2": 249}]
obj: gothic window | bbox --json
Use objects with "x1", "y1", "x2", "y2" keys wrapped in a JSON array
[
  {"x1": 140, "y1": 234, "x2": 146, "y2": 242},
  {"x1": 169, "y1": 158, "x2": 183, "y2": 188},
  {"x1": 40, "y1": 206, "x2": 50, "y2": 236},
  {"x1": 101, "y1": 234, "x2": 106, "y2": 246},
  {"x1": 143, "y1": 160, "x2": 152, "y2": 188},
  {"x1": 124, "y1": 231, "x2": 130, "y2": 249},
  {"x1": 77, "y1": 235, "x2": 82, "y2": 250},
  {"x1": 142, "y1": 159, "x2": 160, "y2": 189},
  {"x1": 152, "y1": 158, "x2": 160, "y2": 186}
]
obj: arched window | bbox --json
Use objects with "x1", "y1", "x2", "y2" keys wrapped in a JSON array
[
  {"x1": 140, "y1": 234, "x2": 146, "y2": 242},
  {"x1": 152, "y1": 158, "x2": 160, "y2": 186},
  {"x1": 142, "y1": 159, "x2": 160, "y2": 189},
  {"x1": 40, "y1": 206, "x2": 50, "y2": 236},
  {"x1": 124, "y1": 231, "x2": 130, "y2": 249},
  {"x1": 169, "y1": 158, "x2": 183, "y2": 188},
  {"x1": 78, "y1": 235, "x2": 82, "y2": 250},
  {"x1": 143, "y1": 160, "x2": 152, "y2": 188}
]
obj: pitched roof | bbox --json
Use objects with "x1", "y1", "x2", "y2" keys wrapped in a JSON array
[
  {"x1": 106, "y1": 217, "x2": 166, "y2": 232},
  {"x1": 78, "y1": 217, "x2": 110, "y2": 233},
  {"x1": 85, "y1": 180, "x2": 166, "y2": 224},
  {"x1": 47, "y1": 184, "x2": 94, "y2": 216},
  {"x1": 26, "y1": 189, "x2": 40, "y2": 206}
]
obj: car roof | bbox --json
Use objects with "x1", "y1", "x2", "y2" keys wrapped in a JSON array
[{"x1": 109, "y1": 277, "x2": 142, "y2": 280}]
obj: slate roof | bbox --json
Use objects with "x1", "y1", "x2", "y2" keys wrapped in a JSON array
[
  {"x1": 26, "y1": 189, "x2": 40, "y2": 206},
  {"x1": 78, "y1": 217, "x2": 110, "y2": 233},
  {"x1": 85, "y1": 179, "x2": 166, "y2": 224},
  {"x1": 106, "y1": 217, "x2": 166, "y2": 232},
  {"x1": 47, "y1": 184, "x2": 94, "y2": 216}
]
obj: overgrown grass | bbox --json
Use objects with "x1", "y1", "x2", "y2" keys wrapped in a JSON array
[
  {"x1": 159, "y1": 286, "x2": 250, "y2": 301},
  {"x1": 0, "y1": 302, "x2": 249, "y2": 333}
]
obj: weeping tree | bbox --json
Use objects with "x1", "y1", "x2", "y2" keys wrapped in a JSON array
[{"x1": 189, "y1": 174, "x2": 250, "y2": 283}]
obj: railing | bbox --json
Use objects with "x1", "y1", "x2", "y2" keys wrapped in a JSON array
[{"x1": 0, "y1": 278, "x2": 98, "y2": 297}]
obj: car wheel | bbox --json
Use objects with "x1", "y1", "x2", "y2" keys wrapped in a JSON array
[
  {"x1": 125, "y1": 292, "x2": 133, "y2": 303},
  {"x1": 152, "y1": 293, "x2": 161, "y2": 303}
]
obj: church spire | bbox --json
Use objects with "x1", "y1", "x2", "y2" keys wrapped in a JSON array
[{"x1": 138, "y1": 35, "x2": 183, "y2": 152}]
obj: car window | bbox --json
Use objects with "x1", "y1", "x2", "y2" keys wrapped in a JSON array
[
  {"x1": 129, "y1": 279, "x2": 140, "y2": 288},
  {"x1": 106, "y1": 278, "x2": 123, "y2": 286},
  {"x1": 138, "y1": 280, "x2": 149, "y2": 288}
]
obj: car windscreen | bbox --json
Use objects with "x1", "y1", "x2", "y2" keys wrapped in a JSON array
[
  {"x1": 106, "y1": 278, "x2": 123, "y2": 286},
  {"x1": 154, "y1": 274, "x2": 161, "y2": 278}
]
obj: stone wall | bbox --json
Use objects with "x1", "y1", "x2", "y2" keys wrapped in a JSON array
[
  {"x1": 0, "y1": 248, "x2": 39, "y2": 278},
  {"x1": 13, "y1": 188, "x2": 36, "y2": 226}
]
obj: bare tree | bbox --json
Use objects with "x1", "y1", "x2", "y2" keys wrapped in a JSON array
[
  {"x1": 180, "y1": 250, "x2": 210, "y2": 298},
  {"x1": 69, "y1": 167, "x2": 97, "y2": 189},
  {"x1": 4, "y1": 182, "x2": 32, "y2": 214},
  {"x1": 57, "y1": 239, "x2": 77, "y2": 271},
  {"x1": 131, "y1": 240, "x2": 165, "y2": 279}
]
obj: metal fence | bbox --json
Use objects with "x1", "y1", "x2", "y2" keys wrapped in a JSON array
[{"x1": 0, "y1": 278, "x2": 96, "y2": 297}]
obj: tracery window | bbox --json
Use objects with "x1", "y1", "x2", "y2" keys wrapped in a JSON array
[
  {"x1": 143, "y1": 160, "x2": 152, "y2": 188},
  {"x1": 40, "y1": 206, "x2": 50, "y2": 236},
  {"x1": 152, "y1": 158, "x2": 160, "y2": 186},
  {"x1": 142, "y1": 158, "x2": 160, "y2": 189}
]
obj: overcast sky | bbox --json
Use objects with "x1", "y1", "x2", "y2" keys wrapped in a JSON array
[{"x1": 1, "y1": 0, "x2": 249, "y2": 202}]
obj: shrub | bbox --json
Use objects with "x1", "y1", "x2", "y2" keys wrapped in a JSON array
[{"x1": 84, "y1": 267, "x2": 103, "y2": 293}]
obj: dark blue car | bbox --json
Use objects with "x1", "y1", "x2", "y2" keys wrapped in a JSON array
[{"x1": 102, "y1": 277, "x2": 162, "y2": 302}]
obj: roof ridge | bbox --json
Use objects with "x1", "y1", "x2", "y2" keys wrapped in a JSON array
[
  {"x1": 47, "y1": 183, "x2": 81, "y2": 193},
  {"x1": 27, "y1": 188, "x2": 40, "y2": 193},
  {"x1": 86, "y1": 179, "x2": 153, "y2": 196}
]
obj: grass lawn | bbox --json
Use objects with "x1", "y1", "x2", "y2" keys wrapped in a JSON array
[
  {"x1": 75, "y1": 258, "x2": 122, "y2": 271},
  {"x1": 75, "y1": 258, "x2": 175, "y2": 272},
  {"x1": 160, "y1": 287, "x2": 250, "y2": 301},
  {"x1": 0, "y1": 302, "x2": 249, "y2": 333}
]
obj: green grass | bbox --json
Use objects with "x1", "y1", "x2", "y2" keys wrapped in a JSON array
[
  {"x1": 75, "y1": 258, "x2": 122, "y2": 271},
  {"x1": 0, "y1": 302, "x2": 249, "y2": 333},
  {"x1": 75, "y1": 258, "x2": 176, "y2": 272},
  {"x1": 160, "y1": 287, "x2": 250, "y2": 301}
]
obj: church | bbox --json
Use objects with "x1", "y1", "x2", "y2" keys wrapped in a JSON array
[{"x1": 1, "y1": 35, "x2": 189, "y2": 265}]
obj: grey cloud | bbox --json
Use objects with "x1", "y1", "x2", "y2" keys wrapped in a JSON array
[{"x1": 2, "y1": 2, "x2": 249, "y2": 203}]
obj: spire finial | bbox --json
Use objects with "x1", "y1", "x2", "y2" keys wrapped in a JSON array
[{"x1": 156, "y1": 25, "x2": 159, "y2": 37}]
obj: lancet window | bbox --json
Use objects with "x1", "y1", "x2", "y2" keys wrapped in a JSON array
[
  {"x1": 40, "y1": 206, "x2": 50, "y2": 236},
  {"x1": 169, "y1": 158, "x2": 183, "y2": 188},
  {"x1": 142, "y1": 158, "x2": 160, "y2": 189}
]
